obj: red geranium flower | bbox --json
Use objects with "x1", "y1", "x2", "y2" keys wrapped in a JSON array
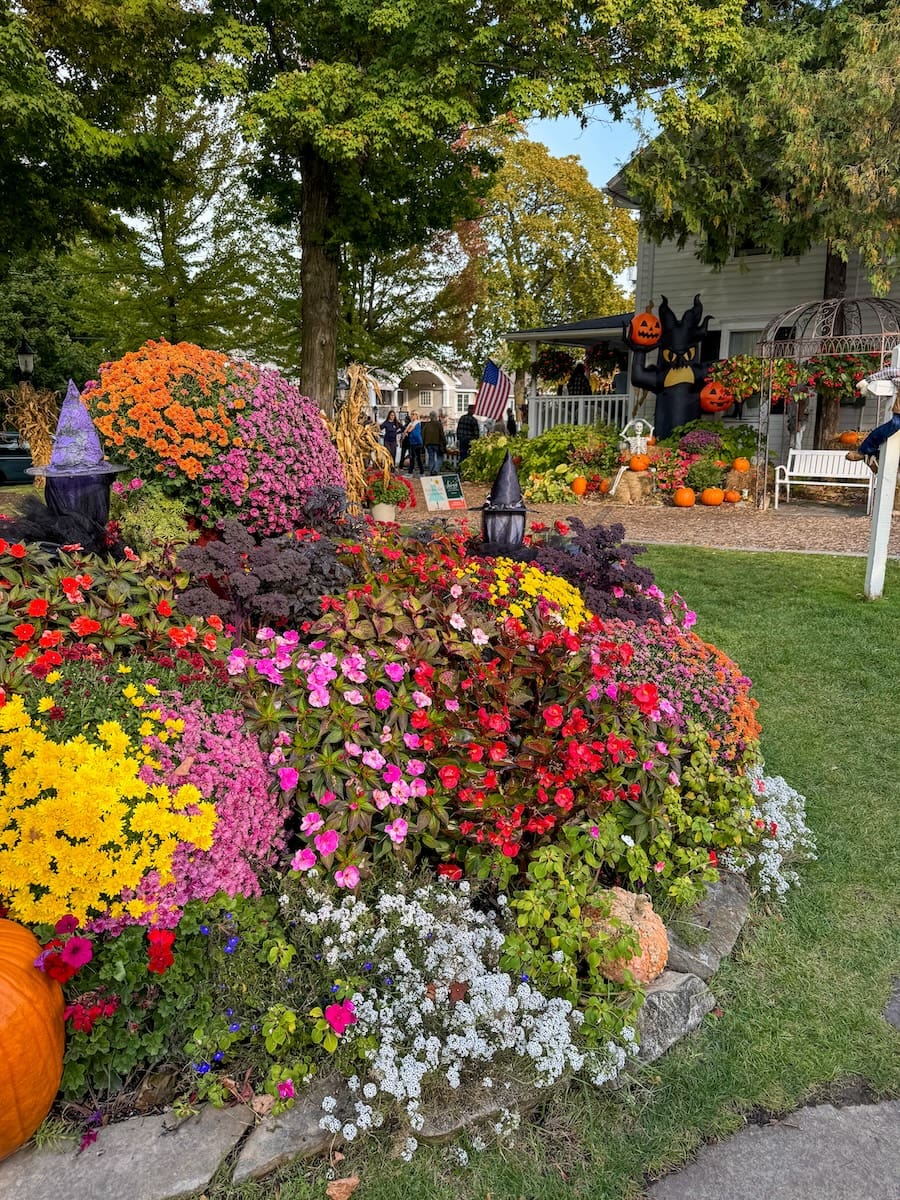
[
  {"x1": 438, "y1": 764, "x2": 461, "y2": 789},
  {"x1": 542, "y1": 704, "x2": 564, "y2": 729},
  {"x1": 70, "y1": 616, "x2": 102, "y2": 637}
]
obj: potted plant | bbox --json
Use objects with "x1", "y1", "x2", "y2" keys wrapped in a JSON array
[{"x1": 364, "y1": 470, "x2": 416, "y2": 522}]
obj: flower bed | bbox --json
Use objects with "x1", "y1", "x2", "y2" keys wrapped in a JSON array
[{"x1": 0, "y1": 510, "x2": 815, "y2": 1160}]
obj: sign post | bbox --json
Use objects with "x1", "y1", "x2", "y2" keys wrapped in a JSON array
[{"x1": 864, "y1": 430, "x2": 899, "y2": 600}]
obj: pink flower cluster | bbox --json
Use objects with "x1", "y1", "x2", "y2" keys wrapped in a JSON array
[
  {"x1": 204, "y1": 370, "x2": 346, "y2": 535},
  {"x1": 122, "y1": 702, "x2": 288, "y2": 926}
]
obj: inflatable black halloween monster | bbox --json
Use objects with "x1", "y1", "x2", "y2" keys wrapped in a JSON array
[{"x1": 624, "y1": 295, "x2": 713, "y2": 440}]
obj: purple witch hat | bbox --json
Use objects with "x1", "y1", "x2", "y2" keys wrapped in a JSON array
[{"x1": 27, "y1": 380, "x2": 126, "y2": 477}]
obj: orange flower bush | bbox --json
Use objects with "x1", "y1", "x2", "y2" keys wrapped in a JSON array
[{"x1": 86, "y1": 341, "x2": 346, "y2": 534}]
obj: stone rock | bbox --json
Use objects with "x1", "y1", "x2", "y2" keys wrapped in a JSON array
[
  {"x1": 666, "y1": 873, "x2": 751, "y2": 982},
  {"x1": 883, "y1": 977, "x2": 900, "y2": 1030},
  {"x1": 0, "y1": 1104, "x2": 252, "y2": 1200},
  {"x1": 636, "y1": 970, "x2": 716, "y2": 1064},
  {"x1": 231, "y1": 1075, "x2": 351, "y2": 1183},
  {"x1": 417, "y1": 1078, "x2": 546, "y2": 1144},
  {"x1": 646, "y1": 1101, "x2": 900, "y2": 1200}
]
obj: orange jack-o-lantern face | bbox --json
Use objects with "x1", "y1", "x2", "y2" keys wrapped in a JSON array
[
  {"x1": 630, "y1": 309, "x2": 662, "y2": 348},
  {"x1": 700, "y1": 381, "x2": 732, "y2": 413}
]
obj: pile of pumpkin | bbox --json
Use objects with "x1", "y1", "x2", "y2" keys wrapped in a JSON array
[{"x1": 672, "y1": 456, "x2": 752, "y2": 508}]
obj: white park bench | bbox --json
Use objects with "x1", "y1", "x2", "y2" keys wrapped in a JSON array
[{"x1": 774, "y1": 448, "x2": 875, "y2": 514}]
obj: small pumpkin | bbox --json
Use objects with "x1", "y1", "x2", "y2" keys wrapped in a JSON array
[
  {"x1": 732, "y1": 456, "x2": 751, "y2": 473},
  {"x1": 672, "y1": 486, "x2": 696, "y2": 507},
  {"x1": 571, "y1": 476, "x2": 588, "y2": 496},
  {"x1": 598, "y1": 477, "x2": 611, "y2": 494},
  {"x1": 700, "y1": 486, "x2": 725, "y2": 506},
  {"x1": 629, "y1": 453, "x2": 650, "y2": 472},
  {"x1": 700, "y1": 381, "x2": 732, "y2": 413},
  {"x1": 723, "y1": 489, "x2": 742, "y2": 503},
  {"x1": 586, "y1": 888, "x2": 669, "y2": 985},
  {"x1": 629, "y1": 304, "x2": 662, "y2": 348},
  {"x1": 0, "y1": 919, "x2": 65, "y2": 1161},
  {"x1": 839, "y1": 431, "x2": 862, "y2": 447}
]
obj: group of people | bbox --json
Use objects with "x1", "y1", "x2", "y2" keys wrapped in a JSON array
[{"x1": 378, "y1": 405, "x2": 518, "y2": 474}]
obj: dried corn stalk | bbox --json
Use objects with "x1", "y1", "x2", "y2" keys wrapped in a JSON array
[
  {"x1": 322, "y1": 363, "x2": 392, "y2": 514},
  {"x1": 6, "y1": 385, "x2": 58, "y2": 487}
]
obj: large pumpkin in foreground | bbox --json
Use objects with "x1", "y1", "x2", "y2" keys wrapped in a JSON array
[{"x1": 0, "y1": 920, "x2": 65, "y2": 1160}]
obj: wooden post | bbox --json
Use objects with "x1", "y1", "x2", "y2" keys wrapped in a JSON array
[{"x1": 864, "y1": 428, "x2": 900, "y2": 600}]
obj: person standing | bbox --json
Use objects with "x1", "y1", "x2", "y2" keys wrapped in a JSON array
[
  {"x1": 381, "y1": 410, "x2": 401, "y2": 463},
  {"x1": 406, "y1": 412, "x2": 425, "y2": 475},
  {"x1": 398, "y1": 409, "x2": 412, "y2": 469},
  {"x1": 506, "y1": 407, "x2": 518, "y2": 436},
  {"x1": 456, "y1": 404, "x2": 480, "y2": 466},
  {"x1": 422, "y1": 412, "x2": 447, "y2": 474}
]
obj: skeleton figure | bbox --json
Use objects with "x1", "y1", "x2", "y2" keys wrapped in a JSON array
[{"x1": 624, "y1": 295, "x2": 713, "y2": 440}]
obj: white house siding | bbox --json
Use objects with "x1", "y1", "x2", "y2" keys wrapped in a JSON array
[{"x1": 635, "y1": 234, "x2": 829, "y2": 350}]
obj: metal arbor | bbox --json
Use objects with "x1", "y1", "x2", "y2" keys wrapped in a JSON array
[{"x1": 754, "y1": 297, "x2": 900, "y2": 507}]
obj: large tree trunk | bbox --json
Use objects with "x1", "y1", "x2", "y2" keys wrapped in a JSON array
[
  {"x1": 814, "y1": 246, "x2": 848, "y2": 447},
  {"x1": 300, "y1": 148, "x2": 340, "y2": 413}
]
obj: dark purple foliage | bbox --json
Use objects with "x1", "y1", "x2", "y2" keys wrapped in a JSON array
[{"x1": 530, "y1": 518, "x2": 661, "y2": 624}]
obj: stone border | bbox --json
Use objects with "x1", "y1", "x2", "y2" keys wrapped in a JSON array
[{"x1": 0, "y1": 877, "x2": 751, "y2": 1198}]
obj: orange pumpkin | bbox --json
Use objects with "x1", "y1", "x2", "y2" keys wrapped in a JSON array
[
  {"x1": 629, "y1": 453, "x2": 650, "y2": 472},
  {"x1": 587, "y1": 888, "x2": 669, "y2": 985},
  {"x1": 839, "y1": 431, "x2": 862, "y2": 447},
  {"x1": 672, "y1": 486, "x2": 696, "y2": 507},
  {"x1": 647, "y1": 435, "x2": 656, "y2": 446},
  {"x1": 571, "y1": 476, "x2": 588, "y2": 496},
  {"x1": 724, "y1": 489, "x2": 742, "y2": 503},
  {"x1": 0, "y1": 919, "x2": 65, "y2": 1160},
  {"x1": 700, "y1": 381, "x2": 732, "y2": 413},
  {"x1": 700, "y1": 486, "x2": 725, "y2": 506},
  {"x1": 598, "y1": 478, "x2": 611, "y2": 494},
  {"x1": 732, "y1": 456, "x2": 751, "y2": 473},
  {"x1": 629, "y1": 305, "x2": 662, "y2": 348}
]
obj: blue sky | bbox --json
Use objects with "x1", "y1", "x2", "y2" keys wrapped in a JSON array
[{"x1": 526, "y1": 110, "x2": 645, "y2": 191}]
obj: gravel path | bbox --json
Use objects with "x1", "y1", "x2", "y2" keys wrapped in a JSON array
[{"x1": 402, "y1": 480, "x2": 900, "y2": 557}]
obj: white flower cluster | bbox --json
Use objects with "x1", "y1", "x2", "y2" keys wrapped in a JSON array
[
  {"x1": 740, "y1": 766, "x2": 817, "y2": 897},
  {"x1": 293, "y1": 878, "x2": 631, "y2": 1147}
]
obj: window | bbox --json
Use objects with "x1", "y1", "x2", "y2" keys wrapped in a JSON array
[
  {"x1": 727, "y1": 330, "x2": 764, "y2": 357},
  {"x1": 418, "y1": 391, "x2": 433, "y2": 408},
  {"x1": 456, "y1": 392, "x2": 472, "y2": 413}
]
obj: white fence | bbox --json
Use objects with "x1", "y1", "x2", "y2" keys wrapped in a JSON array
[{"x1": 527, "y1": 392, "x2": 633, "y2": 437}]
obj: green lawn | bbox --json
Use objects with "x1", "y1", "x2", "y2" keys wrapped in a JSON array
[{"x1": 208, "y1": 548, "x2": 900, "y2": 1200}]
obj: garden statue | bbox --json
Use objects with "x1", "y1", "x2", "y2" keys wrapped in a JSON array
[
  {"x1": 474, "y1": 451, "x2": 530, "y2": 558},
  {"x1": 624, "y1": 295, "x2": 713, "y2": 440},
  {"x1": 13, "y1": 380, "x2": 126, "y2": 555}
]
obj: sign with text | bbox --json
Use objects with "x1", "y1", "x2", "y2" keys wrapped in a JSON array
[{"x1": 422, "y1": 473, "x2": 467, "y2": 511}]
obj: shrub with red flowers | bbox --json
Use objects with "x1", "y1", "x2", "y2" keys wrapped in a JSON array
[
  {"x1": 804, "y1": 352, "x2": 882, "y2": 398},
  {"x1": 0, "y1": 539, "x2": 227, "y2": 696}
]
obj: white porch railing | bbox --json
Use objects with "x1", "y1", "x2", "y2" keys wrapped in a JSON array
[{"x1": 527, "y1": 392, "x2": 633, "y2": 437}]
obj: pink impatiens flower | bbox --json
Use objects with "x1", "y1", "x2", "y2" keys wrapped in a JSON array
[
  {"x1": 324, "y1": 999, "x2": 357, "y2": 1036},
  {"x1": 278, "y1": 767, "x2": 299, "y2": 791},
  {"x1": 291, "y1": 848, "x2": 317, "y2": 871},
  {"x1": 334, "y1": 864, "x2": 360, "y2": 888},
  {"x1": 385, "y1": 818, "x2": 408, "y2": 844},
  {"x1": 300, "y1": 811, "x2": 324, "y2": 835},
  {"x1": 314, "y1": 829, "x2": 340, "y2": 856},
  {"x1": 277, "y1": 1079, "x2": 295, "y2": 1100}
]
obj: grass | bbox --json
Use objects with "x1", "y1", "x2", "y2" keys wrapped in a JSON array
[{"x1": 191, "y1": 547, "x2": 898, "y2": 1197}]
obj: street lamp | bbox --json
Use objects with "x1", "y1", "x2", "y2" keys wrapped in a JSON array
[{"x1": 16, "y1": 337, "x2": 35, "y2": 381}]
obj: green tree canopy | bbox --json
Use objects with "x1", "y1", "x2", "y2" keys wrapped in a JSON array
[
  {"x1": 466, "y1": 133, "x2": 636, "y2": 386},
  {"x1": 621, "y1": 0, "x2": 900, "y2": 295},
  {"x1": 205, "y1": 0, "x2": 748, "y2": 406}
]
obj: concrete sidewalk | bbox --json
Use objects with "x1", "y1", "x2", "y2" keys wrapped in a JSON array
[{"x1": 646, "y1": 1101, "x2": 900, "y2": 1200}]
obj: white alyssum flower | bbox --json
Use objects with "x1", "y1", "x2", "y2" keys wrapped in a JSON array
[{"x1": 731, "y1": 765, "x2": 817, "y2": 897}]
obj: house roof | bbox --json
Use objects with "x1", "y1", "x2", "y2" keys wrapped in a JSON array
[{"x1": 503, "y1": 312, "x2": 634, "y2": 349}]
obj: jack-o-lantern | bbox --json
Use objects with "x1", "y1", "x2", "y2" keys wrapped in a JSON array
[
  {"x1": 629, "y1": 306, "x2": 662, "y2": 349},
  {"x1": 700, "y1": 381, "x2": 732, "y2": 413}
]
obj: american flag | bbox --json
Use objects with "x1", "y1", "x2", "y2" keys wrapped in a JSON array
[{"x1": 474, "y1": 360, "x2": 512, "y2": 423}]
